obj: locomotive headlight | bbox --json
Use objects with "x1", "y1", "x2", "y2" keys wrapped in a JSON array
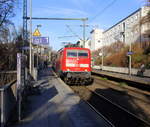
[
  {"x1": 85, "y1": 69, "x2": 87, "y2": 71},
  {"x1": 85, "y1": 72, "x2": 90, "y2": 78},
  {"x1": 80, "y1": 64, "x2": 89, "y2": 67},
  {"x1": 67, "y1": 69, "x2": 70, "y2": 71},
  {"x1": 67, "y1": 73, "x2": 71, "y2": 78}
]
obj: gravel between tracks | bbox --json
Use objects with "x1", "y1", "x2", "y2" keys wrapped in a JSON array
[
  {"x1": 70, "y1": 85, "x2": 150, "y2": 127},
  {"x1": 87, "y1": 75, "x2": 150, "y2": 123}
]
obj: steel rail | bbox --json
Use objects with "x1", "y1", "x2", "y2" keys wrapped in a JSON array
[
  {"x1": 93, "y1": 75, "x2": 150, "y2": 104},
  {"x1": 86, "y1": 86, "x2": 150, "y2": 127},
  {"x1": 81, "y1": 97, "x2": 115, "y2": 127}
]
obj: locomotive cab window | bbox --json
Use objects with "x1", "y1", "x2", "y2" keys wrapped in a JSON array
[
  {"x1": 78, "y1": 50, "x2": 88, "y2": 58},
  {"x1": 67, "y1": 50, "x2": 77, "y2": 57}
]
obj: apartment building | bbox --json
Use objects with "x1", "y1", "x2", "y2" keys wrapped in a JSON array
[
  {"x1": 88, "y1": 6, "x2": 150, "y2": 51},
  {"x1": 89, "y1": 28, "x2": 103, "y2": 51}
]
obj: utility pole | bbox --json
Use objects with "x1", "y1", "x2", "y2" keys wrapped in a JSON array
[
  {"x1": 102, "y1": 45, "x2": 104, "y2": 70},
  {"x1": 23, "y1": 0, "x2": 27, "y2": 54},
  {"x1": 129, "y1": 43, "x2": 132, "y2": 75},
  {"x1": 127, "y1": 27, "x2": 132, "y2": 75},
  {"x1": 36, "y1": 25, "x2": 41, "y2": 69},
  {"x1": 83, "y1": 20, "x2": 86, "y2": 48},
  {"x1": 29, "y1": 0, "x2": 32, "y2": 74}
]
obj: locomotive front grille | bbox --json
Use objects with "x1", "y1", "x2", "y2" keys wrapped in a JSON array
[{"x1": 66, "y1": 72, "x2": 91, "y2": 79}]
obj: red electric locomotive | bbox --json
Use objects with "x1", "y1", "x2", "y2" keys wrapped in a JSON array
[{"x1": 55, "y1": 46, "x2": 92, "y2": 84}]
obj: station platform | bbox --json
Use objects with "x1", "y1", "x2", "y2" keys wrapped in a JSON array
[
  {"x1": 12, "y1": 68, "x2": 112, "y2": 127},
  {"x1": 92, "y1": 69, "x2": 150, "y2": 85}
]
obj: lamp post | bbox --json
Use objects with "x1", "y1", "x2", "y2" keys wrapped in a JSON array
[
  {"x1": 118, "y1": 28, "x2": 132, "y2": 75},
  {"x1": 36, "y1": 25, "x2": 42, "y2": 69},
  {"x1": 128, "y1": 41, "x2": 132, "y2": 75},
  {"x1": 126, "y1": 27, "x2": 132, "y2": 75},
  {"x1": 99, "y1": 52, "x2": 103, "y2": 70},
  {"x1": 99, "y1": 38, "x2": 104, "y2": 70},
  {"x1": 29, "y1": 0, "x2": 32, "y2": 74}
]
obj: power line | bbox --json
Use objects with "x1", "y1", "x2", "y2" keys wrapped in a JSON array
[
  {"x1": 90, "y1": 0, "x2": 117, "y2": 22},
  {"x1": 58, "y1": 35, "x2": 78, "y2": 39},
  {"x1": 66, "y1": 25, "x2": 82, "y2": 40}
]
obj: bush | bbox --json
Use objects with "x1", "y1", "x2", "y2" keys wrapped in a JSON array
[{"x1": 92, "y1": 41, "x2": 150, "y2": 68}]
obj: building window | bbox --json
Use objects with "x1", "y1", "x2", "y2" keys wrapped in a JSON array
[
  {"x1": 130, "y1": 17, "x2": 133, "y2": 23},
  {"x1": 126, "y1": 20, "x2": 128, "y2": 25},
  {"x1": 126, "y1": 32, "x2": 128, "y2": 37},
  {"x1": 128, "y1": 19, "x2": 130, "y2": 23}
]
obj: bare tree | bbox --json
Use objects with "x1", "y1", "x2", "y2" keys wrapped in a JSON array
[{"x1": 0, "y1": 0, "x2": 15, "y2": 27}]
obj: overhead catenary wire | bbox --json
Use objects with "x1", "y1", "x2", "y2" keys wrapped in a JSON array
[
  {"x1": 90, "y1": 0, "x2": 118, "y2": 22},
  {"x1": 58, "y1": 35, "x2": 78, "y2": 39},
  {"x1": 66, "y1": 25, "x2": 83, "y2": 41}
]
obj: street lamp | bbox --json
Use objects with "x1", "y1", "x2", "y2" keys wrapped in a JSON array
[
  {"x1": 116, "y1": 29, "x2": 132, "y2": 75},
  {"x1": 100, "y1": 38, "x2": 104, "y2": 70},
  {"x1": 99, "y1": 52, "x2": 103, "y2": 70},
  {"x1": 128, "y1": 40, "x2": 132, "y2": 75},
  {"x1": 37, "y1": 24, "x2": 42, "y2": 28},
  {"x1": 126, "y1": 27, "x2": 133, "y2": 75}
]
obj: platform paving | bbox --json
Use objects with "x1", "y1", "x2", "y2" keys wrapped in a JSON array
[
  {"x1": 93, "y1": 70, "x2": 150, "y2": 85},
  {"x1": 12, "y1": 68, "x2": 111, "y2": 127}
]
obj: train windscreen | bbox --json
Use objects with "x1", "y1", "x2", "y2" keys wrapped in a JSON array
[
  {"x1": 67, "y1": 50, "x2": 77, "y2": 57},
  {"x1": 67, "y1": 50, "x2": 88, "y2": 58},
  {"x1": 78, "y1": 50, "x2": 88, "y2": 57}
]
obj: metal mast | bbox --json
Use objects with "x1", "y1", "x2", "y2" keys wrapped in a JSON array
[{"x1": 23, "y1": 0, "x2": 28, "y2": 51}]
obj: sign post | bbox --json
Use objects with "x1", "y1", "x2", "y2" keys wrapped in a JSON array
[
  {"x1": 33, "y1": 27, "x2": 41, "y2": 71},
  {"x1": 17, "y1": 53, "x2": 26, "y2": 121}
]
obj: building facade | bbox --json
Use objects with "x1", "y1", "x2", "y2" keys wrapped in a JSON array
[
  {"x1": 88, "y1": 28, "x2": 103, "y2": 51},
  {"x1": 89, "y1": 6, "x2": 150, "y2": 51}
]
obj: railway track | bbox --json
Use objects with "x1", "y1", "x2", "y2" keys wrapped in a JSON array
[
  {"x1": 92, "y1": 75, "x2": 150, "y2": 104},
  {"x1": 70, "y1": 85, "x2": 150, "y2": 127},
  {"x1": 92, "y1": 71, "x2": 150, "y2": 92},
  {"x1": 91, "y1": 75, "x2": 150, "y2": 123}
]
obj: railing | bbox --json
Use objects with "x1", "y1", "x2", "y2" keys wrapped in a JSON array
[
  {"x1": 0, "y1": 80, "x2": 17, "y2": 127},
  {"x1": 0, "y1": 54, "x2": 32, "y2": 127},
  {"x1": 0, "y1": 71, "x2": 17, "y2": 86},
  {"x1": 92, "y1": 66, "x2": 150, "y2": 77}
]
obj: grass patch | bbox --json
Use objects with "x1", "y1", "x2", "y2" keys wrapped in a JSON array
[
  {"x1": 119, "y1": 82, "x2": 128, "y2": 86},
  {"x1": 100, "y1": 77, "x2": 108, "y2": 81}
]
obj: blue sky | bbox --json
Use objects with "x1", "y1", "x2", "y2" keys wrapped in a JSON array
[{"x1": 12, "y1": 0, "x2": 145, "y2": 50}]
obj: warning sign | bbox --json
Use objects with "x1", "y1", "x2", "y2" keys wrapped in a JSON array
[{"x1": 33, "y1": 28, "x2": 41, "y2": 36}]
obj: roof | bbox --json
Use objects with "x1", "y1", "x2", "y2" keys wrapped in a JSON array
[
  {"x1": 64, "y1": 47, "x2": 90, "y2": 50},
  {"x1": 104, "y1": 8, "x2": 141, "y2": 33}
]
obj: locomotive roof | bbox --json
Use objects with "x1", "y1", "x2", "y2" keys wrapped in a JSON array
[{"x1": 57, "y1": 47, "x2": 90, "y2": 53}]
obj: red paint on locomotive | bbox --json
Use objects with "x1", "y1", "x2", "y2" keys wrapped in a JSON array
[
  {"x1": 56, "y1": 47, "x2": 91, "y2": 73},
  {"x1": 54, "y1": 47, "x2": 92, "y2": 84}
]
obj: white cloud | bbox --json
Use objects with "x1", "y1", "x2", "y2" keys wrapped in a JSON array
[
  {"x1": 33, "y1": 6, "x2": 88, "y2": 17},
  {"x1": 71, "y1": 0, "x2": 94, "y2": 9}
]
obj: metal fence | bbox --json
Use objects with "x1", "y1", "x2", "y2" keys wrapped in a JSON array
[
  {"x1": 0, "y1": 53, "x2": 28, "y2": 126},
  {"x1": 0, "y1": 53, "x2": 40, "y2": 127},
  {"x1": 92, "y1": 66, "x2": 150, "y2": 77}
]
